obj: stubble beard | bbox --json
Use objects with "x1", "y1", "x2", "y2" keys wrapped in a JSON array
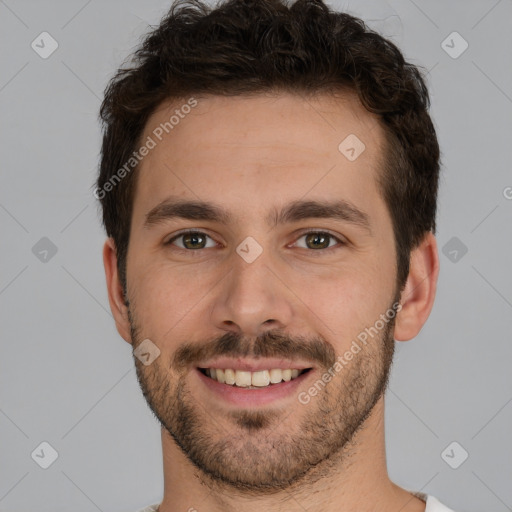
[{"x1": 129, "y1": 304, "x2": 396, "y2": 494}]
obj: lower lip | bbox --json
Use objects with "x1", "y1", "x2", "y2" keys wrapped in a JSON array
[{"x1": 195, "y1": 368, "x2": 313, "y2": 406}]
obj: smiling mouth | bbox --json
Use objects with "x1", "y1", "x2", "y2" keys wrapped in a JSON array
[{"x1": 198, "y1": 367, "x2": 312, "y2": 388}]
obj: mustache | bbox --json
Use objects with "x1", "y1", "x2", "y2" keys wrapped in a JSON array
[{"x1": 172, "y1": 329, "x2": 336, "y2": 370}]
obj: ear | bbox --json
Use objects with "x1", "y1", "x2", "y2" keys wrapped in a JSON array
[
  {"x1": 394, "y1": 231, "x2": 440, "y2": 342},
  {"x1": 103, "y1": 238, "x2": 132, "y2": 344}
]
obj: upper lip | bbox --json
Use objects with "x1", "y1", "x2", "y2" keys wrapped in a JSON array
[{"x1": 196, "y1": 357, "x2": 314, "y2": 372}]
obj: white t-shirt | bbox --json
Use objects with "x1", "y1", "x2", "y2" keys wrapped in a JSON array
[{"x1": 135, "y1": 493, "x2": 457, "y2": 511}]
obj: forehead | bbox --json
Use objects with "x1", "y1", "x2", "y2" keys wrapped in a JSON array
[{"x1": 133, "y1": 92, "x2": 387, "y2": 227}]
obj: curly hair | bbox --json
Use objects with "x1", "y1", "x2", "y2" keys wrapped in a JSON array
[{"x1": 96, "y1": 0, "x2": 440, "y2": 294}]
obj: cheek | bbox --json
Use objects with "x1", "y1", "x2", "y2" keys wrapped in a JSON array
[
  {"x1": 128, "y1": 259, "x2": 219, "y2": 339},
  {"x1": 289, "y1": 259, "x2": 394, "y2": 342}
]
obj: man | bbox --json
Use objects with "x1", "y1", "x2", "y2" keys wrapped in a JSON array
[{"x1": 96, "y1": 0, "x2": 454, "y2": 510}]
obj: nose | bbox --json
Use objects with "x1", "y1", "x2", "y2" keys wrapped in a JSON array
[{"x1": 209, "y1": 249, "x2": 294, "y2": 338}]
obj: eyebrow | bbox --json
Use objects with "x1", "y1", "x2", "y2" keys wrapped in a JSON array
[
  {"x1": 144, "y1": 198, "x2": 231, "y2": 227},
  {"x1": 144, "y1": 197, "x2": 372, "y2": 234},
  {"x1": 268, "y1": 199, "x2": 372, "y2": 234}
]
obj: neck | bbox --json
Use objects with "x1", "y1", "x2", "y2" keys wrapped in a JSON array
[{"x1": 157, "y1": 397, "x2": 425, "y2": 512}]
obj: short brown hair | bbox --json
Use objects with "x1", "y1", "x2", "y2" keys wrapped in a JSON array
[{"x1": 96, "y1": 0, "x2": 440, "y2": 294}]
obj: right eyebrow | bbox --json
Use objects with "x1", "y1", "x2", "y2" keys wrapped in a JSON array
[{"x1": 144, "y1": 198, "x2": 231, "y2": 228}]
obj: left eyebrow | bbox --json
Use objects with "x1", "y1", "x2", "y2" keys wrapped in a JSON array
[{"x1": 266, "y1": 199, "x2": 373, "y2": 235}]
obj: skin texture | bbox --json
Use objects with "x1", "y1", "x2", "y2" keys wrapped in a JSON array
[{"x1": 103, "y1": 92, "x2": 439, "y2": 512}]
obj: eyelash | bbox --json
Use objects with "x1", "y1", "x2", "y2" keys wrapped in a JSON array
[{"x1": 165, "y1": 229, "x2": 346, "y2": 253}]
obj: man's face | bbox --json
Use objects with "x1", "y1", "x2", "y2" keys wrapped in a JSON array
[{"x1": 124, "y1": 92, "x2": 399, "y2": 491}]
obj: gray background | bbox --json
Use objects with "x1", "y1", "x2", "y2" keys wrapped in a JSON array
[{"x1": 1, "y1": 0, "x2": 511, "y2": 510}]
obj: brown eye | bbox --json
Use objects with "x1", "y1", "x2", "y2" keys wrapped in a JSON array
[
  {"x1": 305, "y1": 232, "x2": 330, "y2": 249},
  {"x1": 293, "y1": 231, "x2": 343, "y2": 251},
  {"x1": 182, "y1": 232, "x2": 206, "y2": 249},
  {"x1": 167, "y1": 231, "x2": 216, "y2": 250}
]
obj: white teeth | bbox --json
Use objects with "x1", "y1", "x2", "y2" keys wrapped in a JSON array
[
  {"x1": 251, "y1": 370, "x2": 270, "y2": 387},
  {"x1": 203, "y1": 367, "x2": 306, "y2": 387},
  {"x1": 235, "y1": 370, "x2": 252, "y2": 387},
  {"x1": 269, "y1": 368, "x2": 283, "y2": 383},
  {"x1": 224, "y1": 369, "x2": 236, "y2": 385}
]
